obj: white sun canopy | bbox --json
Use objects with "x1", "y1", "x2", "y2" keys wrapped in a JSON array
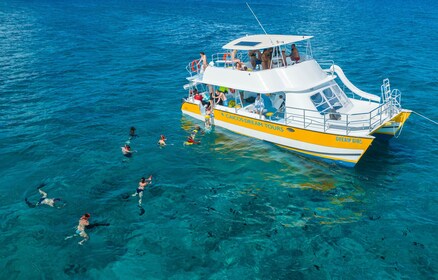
[{"x1": 222, "y1": 34, "x2": 313, "y2": 51}]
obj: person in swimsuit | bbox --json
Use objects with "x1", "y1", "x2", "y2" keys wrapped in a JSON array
[
  {"x1": 290, "y1": 44, "x2": 300, "y2": 63},
  {"x1": 129, "y1": 127, "x2": 137, "y2": 138},
  {"x1": 122, "y1": 144, "x2": 133, "y2": 157},
  {"x1": 132, "y1": 176, "x2": 152, "y2": 206},
  {"x1": 25, "y1": 184, "x2": 63, "y2": 208},
  {"x1": 204, "y1": 115, "x2": 212, "y2": 131},
  {"x1": 199, "y1": 52, "x2": 208, "y2": 72},
  {"x1": 65, "y1": 213, "x2": 90, "y2": 245},
  {"x1": 248, "y1": 50, "x2": 262, "y2": 69},
  {"x1": 158, "y1": 135, "x2": 166, "y2": 147}
]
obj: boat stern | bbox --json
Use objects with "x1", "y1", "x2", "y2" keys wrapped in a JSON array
[{"x1": 371, "y1": 109, "x2": 411, "y2": 140}]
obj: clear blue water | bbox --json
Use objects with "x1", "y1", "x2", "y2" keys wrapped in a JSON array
[{"x1": 1, "y1": 0, "x2": 437, "y2": 279}]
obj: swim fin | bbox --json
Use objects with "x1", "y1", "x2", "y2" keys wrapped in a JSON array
[{"x1": 25, "y1": 198, "x2": 36, "y2": 208}]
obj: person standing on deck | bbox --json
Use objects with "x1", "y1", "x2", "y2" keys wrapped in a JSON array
[{"x1": 199, "y1": 52, "x2": 208, "y2": 72}]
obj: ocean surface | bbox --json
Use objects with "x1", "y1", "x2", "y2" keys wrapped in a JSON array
[{"x1": 1, "y1": 0, "x2": 437, "y2": 279}]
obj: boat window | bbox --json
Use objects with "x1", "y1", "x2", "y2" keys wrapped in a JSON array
[
  {"x1": 322, "y1": 88, "x2": 340, "y2": 107},
  {"x1": 234, "y1": 41, "x2": 261, "y2": 47},
  {"x1": 310, "y1": 92, "x2": 331, "y2": 114}
]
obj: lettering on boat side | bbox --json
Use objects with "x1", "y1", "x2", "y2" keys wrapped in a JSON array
[
  {"x1": 221, "y1": 113, "x2": 284, "y2": 132},
  {"x1": 335, "y1": 136, "x2": 362, "y2": 144}
]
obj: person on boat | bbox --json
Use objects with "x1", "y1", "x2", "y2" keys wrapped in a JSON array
[
  {"x1": 132, "y1": 176, "x2": 152, "y2": 206},
  {"x1": 254, "y1": 94, "x2": 265, "y2": 114},
  {"x1": 25, "y1": 184, "x2": 63, "y2": 208},
  {"x1": 236, "y1": 61, "x2": 248, "y2": 71},
  {"x1": 273, "y1": 95, "x2": 286, "y2": 113},
  {"x1": 290, "y1": 44, "x2": 300, "y2": 63},
  {"x1": 194, "y1": 91, "x2": 203, "y2": 102},
  {"x1": 214, "y1": 90, "x2": 227, "y2": 106},
  {"x1": 122, "y1": 144, "x2": 133, "y2": 157},
  {"x1": 281, "y1": 49, "x2": 288, "y2": 66},
  {"x1": 231, "y1": 49, "x2": 241, "y2": 64},
  {"x1": 199, "y1": 52, "x2": 208, "y2": 72},
  {"x1": 158, "y1": 135, "x2": 167, "y2": 147},
  {"x1": 248, "y1": 50, "x2": 262, "y2": 69},
  {"x1": 261, "y1": 48, "x2": 273, "y2": 70},
  {"x1": 190, "y1": 88, "x2": 198, "y2": 98},
  {"x1": 65, "y1": 213, "x2": 91, "y2": 245}
]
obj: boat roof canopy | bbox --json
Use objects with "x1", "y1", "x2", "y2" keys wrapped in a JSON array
[{"x1": 222, "y1": 34, "x2": 313, "y2": 51}]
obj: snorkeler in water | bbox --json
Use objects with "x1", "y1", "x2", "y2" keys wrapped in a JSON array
[
  {"x1": 184, "y1": 135, "x2": 201, "y2": 145},
  {"x1": 25, "y1": 184, "x2": 63, "y2": 208},
  {"x1": 64, "y1": 213, "x2": 110, "y2": 245},
  {"x1": 132, "y1": 175, "x2": 152, "y2": 206},
  {"x1": 65, "y1": 213, "x2": 90, "y2": 245},
  {"x1": 129, "y1": 127, "x2": 137, "y2": 138},
  {"x1": 158, "y1": 135, "x2": 167, "y2": 147},
  {"x1": 121, "y1": 144, "x2": 134, "y2": 157}
]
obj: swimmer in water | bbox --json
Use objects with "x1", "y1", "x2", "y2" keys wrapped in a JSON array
[
  {"x1": 65, "y1": 213, "x2": 90, "y2": 245},
  {"x1": 121, "y1": 144, "x2": 133, "y2": 157},
  {"x1": 132, "y1": 175, "x2": 152, "y2": 206},
  {"x1": 129, "y1": 127, "x2": 137, "y2": 138},
  {"x1": 185, "y1": 135, "x2": 200, "y2": 145},
  {"x1": 158, "y1": 135, "x2": 167, "y2": 147},
  {"x1": 25, "y1": 184, "x2": 63, "y2": 208}
]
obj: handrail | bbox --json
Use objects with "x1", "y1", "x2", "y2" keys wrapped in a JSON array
[{"x1": 283, "y1": 98, "x2": 398, "y2": 135}]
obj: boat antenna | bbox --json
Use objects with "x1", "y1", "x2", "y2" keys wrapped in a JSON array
[{"x1": 246, "y1": 2, "x2": 268, "y2": 35}]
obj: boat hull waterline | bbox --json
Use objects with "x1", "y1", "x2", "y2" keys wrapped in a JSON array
[{"x1": 182, "y1": 102, "x2": 377, "y2": 166}]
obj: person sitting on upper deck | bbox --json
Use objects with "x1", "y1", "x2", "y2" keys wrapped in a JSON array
[
  {"x1": 235, "y1": 61, "x2": 248, "y2": 71},
  {"x1": 231, "y1": 49, "x2": 241, "y2": 64},
  {"x1": 290, "y1": 44, "x2": 300, "y2": 63},
  {"x1": 254, "y1": 94, "x2": 265, "y2": 114},
  {"x1": 248, "y1": 50, "x2": 262, "y2": 69}
]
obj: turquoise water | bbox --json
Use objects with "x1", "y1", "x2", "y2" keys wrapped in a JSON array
[{"x1": 1, "y1": 0, "x2": 437, "y2": 279}]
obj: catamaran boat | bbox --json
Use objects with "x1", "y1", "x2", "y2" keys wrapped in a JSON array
[{"x1": 181, "y1": 34, "x2": 411, "y2": 166}]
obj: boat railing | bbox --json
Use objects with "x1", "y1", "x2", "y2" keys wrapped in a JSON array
[
  {"x1": 318, "y1": 60, "x2": 335, "y2": 75},
  {"x1": 211, "y1": 52, "x2": 243, "y2": 68},
  {"x1": 186, "y1": 59, "x2": 201, "y2": 77},
  {"x1": 283, "y1": 99, "x2": 398, "y2": 135}
]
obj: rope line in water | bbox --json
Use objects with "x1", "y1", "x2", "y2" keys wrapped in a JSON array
[{"x1": 412, "y1": 111, "x2": 438, "y2": 125}]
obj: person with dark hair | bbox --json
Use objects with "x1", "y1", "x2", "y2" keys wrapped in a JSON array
[
  {"x1": 132, "y1": 176, "x2": 152, "y2": 206},
  {"x1": 65, "y1": 213, "x2": 91, "y2": 245},
  {"x1": 121, "y1": 144, "x2": 133, "y2": 157},
  {"x1": 129, "y1": 127, "x2": 136, "y2": 137},
  {"x1": 199, "y1": 52, "x2": 208, "y2": 72},
  {"x1": 290, "y1": 44, "x2": 300, "y2": 63},
  {"x1": 25, "y1": 184, "x2": 63, "y2": 208}
]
